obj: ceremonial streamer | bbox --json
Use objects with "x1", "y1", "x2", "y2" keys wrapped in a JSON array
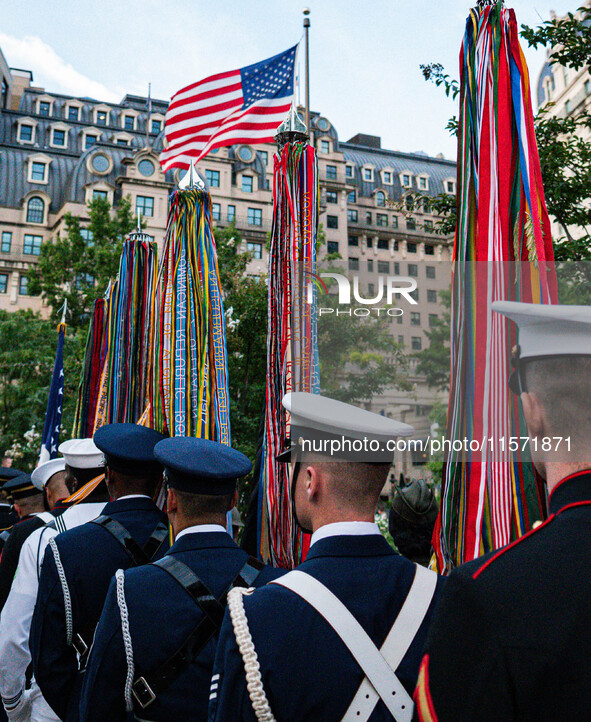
[
  {"x1": 259, "y1": 141, "x2": 319, "y2": 568},
  {"x1": 149, "y1": 188, "x2": 230, "y2": 441},
  {"x1": 433, "y1": 3, "x2": 557, "y2": 572}
]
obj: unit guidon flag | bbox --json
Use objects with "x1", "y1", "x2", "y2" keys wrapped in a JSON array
[{"x1": 160, "y1": 45, "x2": 298, "y2": 172}]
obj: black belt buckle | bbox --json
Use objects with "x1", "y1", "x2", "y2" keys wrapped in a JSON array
[
  {"x1": 72, "y1": 633, "x2": 88, "y2": 658},
  {"x1": 132, "y1": 677, "x2": 156, "y2": 709}
]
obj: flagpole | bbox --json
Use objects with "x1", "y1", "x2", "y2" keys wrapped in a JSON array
[
  {"x1": 303, "y1": 8, "x2": 310, "y2": 134},
  {"x1": 145, "y1": 83, "x2": 152, "y2": 149}
]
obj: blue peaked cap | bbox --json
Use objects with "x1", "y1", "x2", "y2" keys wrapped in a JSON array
[
  {"x1": 94, "y1": 423, "x2": 167, "y2": 475},
  {"x1": 154, "y1": 437, "x2": 252, "y2": 495}
]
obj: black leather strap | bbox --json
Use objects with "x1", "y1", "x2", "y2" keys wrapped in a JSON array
[
  {"x1": 141, "y1": 522, "x2": 169, "y2": 561},
  {"x1": 131, "y1": 554, "x2": 263, "y2": 709}
]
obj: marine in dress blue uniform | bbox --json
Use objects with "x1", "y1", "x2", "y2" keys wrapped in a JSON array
[
  {"x1": 414, "y1": 302, "x2": 591, "y2": 722},
  {"x1": 79, "y1": 437, "x2": 283, "y2": 722},
  {"x1": 210, "y1": 393, "x2": 445, "y2": 722},
  {"x1": 30, "y1": 424, "x2": 169, "y2": 722}
]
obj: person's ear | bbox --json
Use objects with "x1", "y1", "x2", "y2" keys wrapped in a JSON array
[
  {"x1": 305, "y1": 465, "x2": 321, "y2": 501},
  {"x1": 166, "y1": 488, "x2": 178, "y2": 515},
  {"x1": 521, "y1": 391, "x2": 546, "y2": 438},
  {"x1": 228, "y1": 489, "x2": 239, "y2": 511}
]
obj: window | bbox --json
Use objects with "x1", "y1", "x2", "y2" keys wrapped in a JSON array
[
  {"x1": 366, "y1": 212, "x2": 372, "y2": 225},
  {"x1": 320, "y1": 140, "x2": 330, "y2": 154},
  {"x1": 418, "y1": 176, "x2": 428, "y2": 190},
  {"x1": 366, "y1": 238, "x2": 373, "y2": 248},
  {"x1": 327, "y1": 241, "x2": 339, "y2": 255},
  {"x1": 378, "y1": 261, "x2": 389, "y2": 274},
  {"x1": 327, "y1": 215, "x2": 338, "y2": 229},
  {"x1": 93, "y1": 190, "x2": 108, "y2": 201},
  {"x1": 1, "y1": 80, "x2": 7, "y2": 109},
  {"x1": 411, "y1": 337, "x2": 422, "y2": 351},
  {"x1": 393, "y1": 262, "x2": 400, "y2": 274},
  {"x1": 426, "y1": 266, "x2": 436, "y2": 279},
  {"x1": 80, "y1": 228, "x2": 94, "y2": 245},
  {"x1": 247, "y1": 207, "x2": 262, "y2": 226},
  {"x1": 151, "y1": 119, "x2": 162, "y2": 134},
  {"x1": 85, "y1": 134, "x2": 98, "y2": 149},
  {"x1": 1, "y1": 232, "x2": 12, "y2": 253},
  {"x1": 586, "y1": 79, "x2": 591, "y2": 96},
  {"x1": 446, "y1": 180, "x2": 456, "y2": 194},
  {"x1": 212, "y1": 203, "x2": 221, "y2": 221},
  {"x1": 383, "y1": 171, "x2": 392, "y2": 184},
  {"x1": 348, "y1": 209, "x2": 358, "y2": 223},
  {"x1": 347, "y1": 190, "x2": 357, "y2": 203},
  {"x1": 24, "y1": 234, "x2": 42, "y2": 255},
  {"x1": 345, "y1": 165, "x2": 354, "y2": 178},
  {"x1": 410, "y1": 288, "x2": 419, "y2": 302},
  {"x1": 397, "y1": 314, "x2": 403, "y2": 325},
  {"x1": 363, "y1": 168, "x2": 373, "y2": 182},
  {"x1": 26, "y1": 197, "x2": 44, "y2": 223},
  {"x1": 423, "y1": 198, "x2": 431, "y2": 214},
  {"x1": 407, "y1": 218, "x2": 416, "y2": 231},
  {"x1": 407, "y1": 242, "x2": 417, "y2": 253},
  {"x1": 408, "y1": 264, "x2": 418, "y2": 277},
  {"x1": 124, "y1": 115, "x2": 135, "y2": 130},
  {"x1": 96, "y1": 111, "x2": 108, "y2": 126},
  {"x1": 31, "y1": 162, "x2": 46, "y2": 182},
  {"x1": 425, "y1": 244, "x2": 435, "y2": 256},
  {"x1": 19, "y1": 275, "x2": 30, "y2": 295},
  {"x1": 117, "y1": 138, "x2": 129, "y2": 146},
  {"x1": 206, "y1": 169, "x2": 220, "y2": 188},
  {"x1": 227, "y1": 205, "x2": 236, "y2": 222},
  {"x1": 348, "y1": 257, "x2": 359, "y2": 271},
  {"x1": 411, "y1": 314, "x2": 421, "y2": 327},
  {"x1": 138, "y1": 159, "x2": 155, "y2": 177},
  {"x1": 348, "y1": 237, "x2": 359, "y2": 247},
  {"x1": 393, "y1": 241, "x2": 399, "y2": 252},
  {"x1": 392, "y1": 216, "x2": 399, "y2": 229},
  {"x1": 326, "y1": 190, "x2": 338, "y2": 204},
  {"x1": 247, "y1": 242, "x2": 263, "y2": 259},
  {"x1": 424, "y1": 220, "x2": 434, "y2": 233},
  {"x1": 19, "y1": 124, "x2": 33, "y2": 142},
  {"x1": 377, "y1": 238, "x2": 389, "y2": 250},
  {"x1": 398, "y1": 335, "x2": 404, "y2": 345},
  {"x1": 405, "y1": 196, "x2": 414, "y2": 211},
  {"x1": 367, "y1": 260, "x2": 374, "y2": 271},
  {"x1": 38, "y1": 101, "x2": 50, "y2": 117},
  {"x1": 326, "y1": 165, "x2": 337, "y2": 180},
  {"x1": 565, "y1": 99, "x2": 572, "y2": 114},
  {"x1": 402, "y1": 174, "x2": 411, "y2": 188},
  {"x1": 257, "y1": 150, "x2": 268, "y2": 166},
  {"x1": 52, "y1": 129, "x2": 66, "y2": 147},
  {"x1": 427, "y1": 289, "x2": 437, "y2": 303},
  {"x1": 136, "y1": 195, "x2": 154, "y2": 217},
  {"x1": 241, "y1": 175, "x2": 253, "y2": 192},
  {"x1": 0, "y1": 274, "x2": 7, "y2": 294},
  {"x1": 377, "y1": 214, "x2": 388, "y2": 227},
  {"x1": 429, "y1": 314, "x2": 439, "y2": 327},
  {"x1": 376, "y1": 191, "x2": 386, "y2": 207},
  {"x1": 68, "y1": 106, "x2": 79, "y2": 121},
  {"x1": 368, "y1": 283, "x2": 375, "y2": 295}
]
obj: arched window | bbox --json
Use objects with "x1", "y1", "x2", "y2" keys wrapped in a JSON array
[
  {"x1": 26, "y1": 196, "x2": 44, "y2": 224},
  {"x1": 405, "y1": 195, "x2": 414, "y2": 211},
  {"x1": 376, "y1": 191, "x2": 386, "y2": 207}
]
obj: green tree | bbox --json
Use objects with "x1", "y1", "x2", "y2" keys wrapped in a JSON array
[
  {"x1": 415, "y1": 288, "x2": 451, "y2": 392},
  {"x1": 28, "y1": 197, "x2": 135, "y2": 327}
]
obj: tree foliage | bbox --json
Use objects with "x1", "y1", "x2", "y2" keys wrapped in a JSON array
[
  {"x1": 28, "y1": 197, "x2": 135, "y2": 327},
  {"x1": 414, "y1": 288, "x2": 451, "y2": 392}
]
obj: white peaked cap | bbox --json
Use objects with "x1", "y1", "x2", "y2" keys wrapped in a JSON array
[
  {"x1": 492, "y1": 301, "x2": 591, "y2": 359},
  {"x1": 31, "y1": 458, "x2": 67, "y2": 490},
  {"x1": 58, "y1": 438, "x2": 104, "y2": 469},
  {"x1": 282, "y1": 392, "x2": 414, "y2": 440}
]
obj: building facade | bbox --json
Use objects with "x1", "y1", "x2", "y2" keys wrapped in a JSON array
[{"x1": 0, "y1": 47, "x2": 455, "y2": 478}]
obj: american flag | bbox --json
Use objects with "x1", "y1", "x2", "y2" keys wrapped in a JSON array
[
  {"x1": 39, "y1": 323, "x2": 65, "y2": 464},
  {"x1": 160, "y1": 45, "x2": 298, "y2": 172}
]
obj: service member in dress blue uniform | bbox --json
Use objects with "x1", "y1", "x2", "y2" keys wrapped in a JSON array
[
  {"x1": 0, "y1": 469, "x2": 24, "y2": 548},
  {"x1": 414, "y1": 302, "x2": 591, "y2": 722},
  {"x1": 0, "y1": 439, "x2": 107, "y2": 722},
  {"x1": 210, "y1": 392, "x2": 445, "y2": 722},
  {"x1": 79, "y1": 437, "x2": 283, "y2": 722},
  {"x1": 0, "y1": 462, "x2": 69, "y2": 610},
  {"x1": 30, "y1": 424, "x2": 169, "y2": 722}
]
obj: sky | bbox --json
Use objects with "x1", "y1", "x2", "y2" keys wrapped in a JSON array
[{"x1": 0, "y1": 0, "x2": 574, "y2": 159}]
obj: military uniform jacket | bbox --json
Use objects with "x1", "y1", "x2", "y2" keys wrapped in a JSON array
[
  {"x1": 209, "y1": 533, "x2": 445, "y2": 722},
  {"x1": 414, "y1": 470, "x2": 591, "y2": 722},
  {"x1": 30, "y1": 496, "x2": 169, "y2": 722},
  {"x1": 79, "y1": 530, "x2": 283, "y2": 722}
]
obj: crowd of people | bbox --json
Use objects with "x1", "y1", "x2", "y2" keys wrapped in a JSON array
[{"x1": 0, "y1": 300, "x2": 588, "y2": 721}]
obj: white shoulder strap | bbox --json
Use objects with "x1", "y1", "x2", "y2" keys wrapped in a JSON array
[
  {"x1": 272, "y1": 570, "x2": 413, "y2": 722},
  {"x1": 342, "y1": 564, "x2": 438, "y2": 722}
]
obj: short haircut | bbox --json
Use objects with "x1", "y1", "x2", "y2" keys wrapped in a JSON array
[
  {"x1": 175, "y1": 489, "x2": 233, "y2": 518},
  {"x1": 526, "y1": 356, "x2": 591, "y2": 445},
  {"x1": 305, "y1": 455, "x2": 391, "y2": 509}
]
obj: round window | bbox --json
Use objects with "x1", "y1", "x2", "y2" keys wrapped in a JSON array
[
  {"x1": 316, "y1": 117, "x2": 330, "y2": 131},
  {"x1": 138, "y1": 159, "x2": 155, "y2": 177},
  {"x1": 238, "y1": 145, "x2": 254, "y2": 162},
  {"x1": 91, "y1": 153, "x2": 110, "y2": 174}
]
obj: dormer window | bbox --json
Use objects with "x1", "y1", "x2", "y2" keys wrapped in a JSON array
[
  {"x1": 50, "y1": 123, "x2": 69, "y2": 149},
  {"x1": 417, "y1": 176, "x2": 429, "y2": 191},
  {"x1": 26, "y1": 196, "x2": 45, "y2": 224},
  {"x1": 18, "y1": 123, "x2": 34, "y2": 143},
  {"x1": 67, "y1": 105, "x2": 80, "y2": 122},
  {"x1": 445, "y1": 179, "x2": 456, "y2": 194},
  {"x1": 382, "y1": 171, "x2": 393, "y2": 184},
  {"x1": 124, "y1": 115, "x2": 135, "y2": 131},
  {"x1": 38, "y1": 101, "x2": 50, "y2": 117},
  {"x1": 345, "y1": 165, "x2": 354, "y2": 178},
  {"x1": 30, "y1": 161, "x2": 47, "y2": 183},
  {"x1": 376, "y1": 191, "x2": 386, "y2": 207},
  {"x1": 151, "y1": 118, "x2": 162, "y2": 134},
  {"x1": 401, "y1": 173, "x2": 412, "y2": 188},
  {"x1": 96, "y1": 110, "x2": 108, "y2": 126},
  {"x1": 363, "y1": 167, "x2": 374, "y2": 182}
]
